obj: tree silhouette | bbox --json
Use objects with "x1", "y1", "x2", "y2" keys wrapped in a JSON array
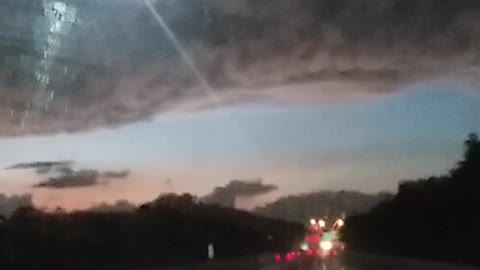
[
  {"x1": 345, "y1": 133, "x2": 480, "y2": 265},
  {"x1": 0, "y1": 193, "x2": 303, "y2": 269}
]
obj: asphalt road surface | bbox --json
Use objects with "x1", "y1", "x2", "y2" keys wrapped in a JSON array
[
  {"x1": 165, "y1": 253, "x2": 477, "y2": 270},
  {"x1": 164, "y1": 254, "x2": 379, "y2": 270},
  {"x1": 265, "y1": 253, "x2": 478, "y2": 270},
  {"x1": 266, "y1": 254, "x2": 383, "y2": 270}
]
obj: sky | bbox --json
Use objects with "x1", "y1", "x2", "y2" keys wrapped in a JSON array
[
  {"x1": 1, "y1": 84, "x2": 479, "y2": 209},
  {"x1": 0, "y1": 0, "x2": 479, "y2": 209}
]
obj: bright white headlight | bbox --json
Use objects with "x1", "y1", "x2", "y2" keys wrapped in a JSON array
[
  {"x1": 336, "y1": 219, "x2": 344, "y2": 227},
  {"x1": 318, "y1": 219, "x2": 326, "y2": 227},
  {"x1": 300, "y1": 242, "x2": 308, "y2": 251},
  {"x1": 320, "y1": 241, "x2": 333, "y2": 250}
]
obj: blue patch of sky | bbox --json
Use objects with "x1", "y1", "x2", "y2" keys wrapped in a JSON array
[{"x1": 0, "y1": 83, "x2": 478, "y2": 174}]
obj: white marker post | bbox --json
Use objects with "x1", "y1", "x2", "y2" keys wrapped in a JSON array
[{"x1": 207, "y1": 243, "x2": 215, "y2": 260}]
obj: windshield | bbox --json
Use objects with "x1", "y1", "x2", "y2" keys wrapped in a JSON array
[{"x1": 1, "y1": 1, "x2": 479, "y2": 269}]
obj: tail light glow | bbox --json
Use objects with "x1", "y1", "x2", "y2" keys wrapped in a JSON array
[
  {"x1": 285, "y1": 253, "x2": 293, "y2": 262},
  {"x1": 275, "y1": 254, "x2": 281, "y2": 262}
]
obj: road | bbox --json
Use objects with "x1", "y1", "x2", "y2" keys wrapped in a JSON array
[
  {"x1": 265, "y1": 253, "x2": 479, "y2": 270},
  {"x1": 265, "y1": 254, "x2": 391, "y2": 270},
  {"x1": 164, "y1": 254, "x2": 371, "y2": 270},
  {"x1": 274, "y1": 255, "x2": 350, "y2": 270},
  {"x1": 165, "y1": 253, "x2": 478, "y2": 270}
]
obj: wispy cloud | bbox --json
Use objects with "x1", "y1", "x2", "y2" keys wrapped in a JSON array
[
  {"x1": 6, "y1": 161, "x2": 72, "y2": 170},
  {"x1": 6, "y1": 160, "x2": 130, "y2": 189},
  {"x1": 32, "y1": 166, "x2": 130, "y2": 189},
  {"x1": 33, "y1": 170, "x2": 100, "y2": 189},
  {"x1": 102, "y1": 171, "x2": 130, "y2": 179},
  {"x1": 32, "y1": 168, "x2": 130, "y2": 189}
]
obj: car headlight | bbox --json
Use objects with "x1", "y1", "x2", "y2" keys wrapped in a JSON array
[
  {"x1": 320, "y1": 241, "x2": 333, "y2": 250},
  {"x1": 318, "y1": 219, "x2": 326, "y2": 228},
  {"x1": 300, "y1": 242, "x2": 308, "y2": 251}
]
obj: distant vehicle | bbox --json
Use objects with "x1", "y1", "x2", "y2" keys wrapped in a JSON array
[{"x1": 275, "y1": 218, "x2": 346, "y2": 264}]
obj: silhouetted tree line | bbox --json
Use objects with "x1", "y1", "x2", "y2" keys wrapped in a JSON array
[
  {"x1": 344, "y1": 133, "x2": 480, "y2": 265},
  {"x1": 0, "y1": 193, "x2": 303, "y2": 269}
]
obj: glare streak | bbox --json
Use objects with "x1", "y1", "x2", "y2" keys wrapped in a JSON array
[
  {"x1": 143, "y1": 0, "x2": 213, "y2": 95},
  {"x1": 143, "y1": 0, "x2": 268, "y2": 176}
]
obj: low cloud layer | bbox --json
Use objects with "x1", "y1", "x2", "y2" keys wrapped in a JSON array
[
  {"x1": 201, "y1": 179, "x2": 277, "y2": 208},
  {"x1": 33, "y1": 169, "x2": 130, "y2": 189},
  {"x1": 34, "y1": 169, "x2": 99, "y2": 189},
  {"x1": 1, "y1": 0, "x2": 479, "y2": 136},
  {"x1": 6, "y1": 160, "x2": 129, "y2": 189}
]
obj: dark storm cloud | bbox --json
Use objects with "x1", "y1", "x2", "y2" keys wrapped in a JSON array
[
  {"x1": 201, "y1": 179, "x2": 277, "y2": 208},
  {"x1": 0, "y1": 0, "x2": 479, "y2": 136}
]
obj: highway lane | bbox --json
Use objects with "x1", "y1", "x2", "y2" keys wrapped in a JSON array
[
  {"x1": 265, "y1": 253, "x2": 479, "y2": 270},
  {"x1": 162, "y1": 252, "x2": 478, "y2": 270},
  {"x1": 266, "y1": 254, "x2": 367, "y2": 270},
  {"x1": 164, "y1": 254, "x2": 390, "y2": 270}
]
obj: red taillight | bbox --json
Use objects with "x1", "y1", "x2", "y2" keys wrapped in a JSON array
[
  {"x1": 286, "y1": 253, "x2": 293, "y2": 262},
  {"x1": 306, "y1": 249, "x2": 313, "y2": 256},
  {"x1": 306, "y1": 235, "x2": 319, "y2": 243},
  {"x1": 275, "y1": 254, "x2": 281, "y2": 262}
]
